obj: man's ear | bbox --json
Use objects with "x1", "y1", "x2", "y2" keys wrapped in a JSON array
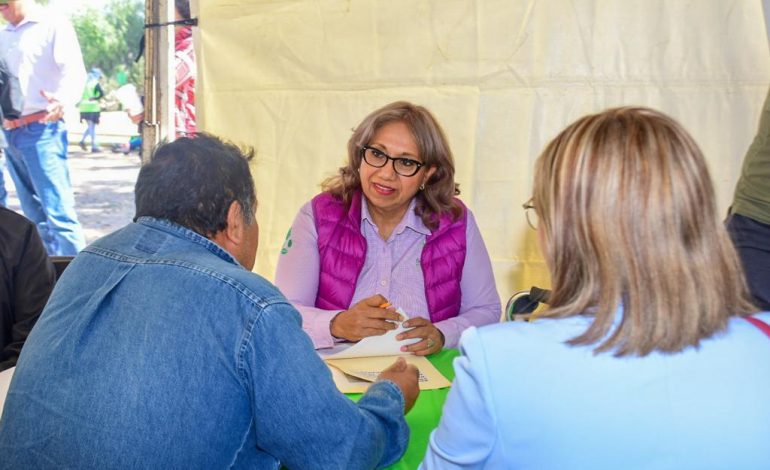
[
  {"x1": 211, "y1": 201, "x2": 245, "y2": 251},
  {"x1": 226, "y1": 200, "x2": 246, "y2": 243}
]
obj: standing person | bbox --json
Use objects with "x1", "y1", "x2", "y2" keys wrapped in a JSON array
[
  {"x1": 0, "y1": 207, "x2": 55, "y2": 372},
  {"x1": 726, "y1": 86, "x2": 770, "y2": 311},
  {"x1": 174, "y1": 0, "x2": 196, "y2": 137},
  {"x1": 77, "y1": 68, "x2": 104, "y2": 153},
  {"x1": 275, "y1": 101, "x2": 500, "y2": 355},
  {"x1": 0, "y1": 0, "x2": 87, "y2": 255},
  {"x1": 0, "y1": 134, "x2": 419, "y2": 468},
  {"x1": 0, "y1": 56, "x2": 22, "y2": 207},
  {"x1": 421, "y1": 107, "x2": 770, "y2": 469}
]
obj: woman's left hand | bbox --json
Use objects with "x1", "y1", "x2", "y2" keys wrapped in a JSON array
[{"x1": 397, "y1": 317, "x2": 445, "y2": 356}]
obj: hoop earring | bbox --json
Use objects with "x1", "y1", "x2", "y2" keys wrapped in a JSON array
[{"x1": 419, "y1": 184, "x2": 425, "y2": 191}]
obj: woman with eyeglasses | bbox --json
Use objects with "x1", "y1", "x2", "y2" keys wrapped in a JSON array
[
  {"x1": 275, "y1": 101, "x2": 500, "y2": 354},
  {"x1": 421, "y1": 107, "x2": 770, "y2": 468}
]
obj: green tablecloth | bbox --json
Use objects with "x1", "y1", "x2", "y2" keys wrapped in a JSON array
[{"x1": 347, "y1": 349, "x2": 459, "y2": 470}]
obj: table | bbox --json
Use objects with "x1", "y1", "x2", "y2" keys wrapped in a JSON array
[{"x1": 347, "y1": 349, "x2": 459, "y2": 470}]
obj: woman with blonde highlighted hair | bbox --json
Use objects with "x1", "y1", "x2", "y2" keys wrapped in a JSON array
[
  {"x1": 276, "y1": 101, "x2": 500, "y2": 354},
  {"x1": 422, "y1": 107, "x2": 770, "y2": 469}
]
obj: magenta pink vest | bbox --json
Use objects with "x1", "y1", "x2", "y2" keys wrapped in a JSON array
[{"x1": 311, "y1": 191, "x2": 467, "y2": 322}]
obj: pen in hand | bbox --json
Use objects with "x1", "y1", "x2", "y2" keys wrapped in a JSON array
[{"x1": 379, "y1": 301, "x2": 406, "y2": 322}]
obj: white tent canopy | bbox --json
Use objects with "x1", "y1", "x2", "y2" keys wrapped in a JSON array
[{"x1": 185, "y1": 0, "x2": 769, "y2": 300}]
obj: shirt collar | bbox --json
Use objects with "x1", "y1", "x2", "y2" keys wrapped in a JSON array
[
  {"x1": 136, "y1": 217, "x2": 240, "y2": 266},
  {"x1": 4, "y1": 5, "x2": 43, "y2": 31},
  {"x1": 360, "y1": 197, "x2": 431, "y2": 237}
]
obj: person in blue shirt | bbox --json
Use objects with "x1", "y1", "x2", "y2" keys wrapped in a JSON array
[
  {"x1": 0, "y1": 133, "x2": 419, "y2": 469},
  {"x1": 422, "y1": 107, "x2": 770, "y2": 469}
]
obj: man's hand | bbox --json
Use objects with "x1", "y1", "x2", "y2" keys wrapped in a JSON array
[
  {"x1": 330, "y1": 294, "x2": 403, "y2": 341},
  {"x1": 129, "y1": 111, "x2": 144, "y2": 125},
  {"x1": 40, "y1": 91, "x2": 64, "y2": 122},
  {"x1": 397, "y1": 317, "x2": 445, "y2": 356},
  {"x1": 377, "y1": 357, "x2": 420, "y2": 413}
]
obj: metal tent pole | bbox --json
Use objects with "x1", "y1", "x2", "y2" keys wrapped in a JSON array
[{"x1": 142, "y1": 0, "x2": 175, "y2": 163}]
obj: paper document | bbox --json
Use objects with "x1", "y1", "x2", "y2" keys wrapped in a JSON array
[
  {"x1": 323, "y1": 309, "x2": 420, "y2": 360},
  {"x1": 326, "y1": 354, "x2": 451, "y2": 393},
  {"x1": 320, "y1": 308, "x2": 451, "y2": 393}
]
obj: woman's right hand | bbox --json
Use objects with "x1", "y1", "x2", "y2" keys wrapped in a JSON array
[{"x1": 330, "y1": 294, "x2": 404, "y2": 342}]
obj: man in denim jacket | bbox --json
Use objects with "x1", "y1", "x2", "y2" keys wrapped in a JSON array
[{"x1": 0, "y1": 134, "x2": 419, "y2": 468}]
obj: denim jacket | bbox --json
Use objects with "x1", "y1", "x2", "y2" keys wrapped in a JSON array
[{"x1": 0, "y1": 218, "x2": 409, "y2": 469}]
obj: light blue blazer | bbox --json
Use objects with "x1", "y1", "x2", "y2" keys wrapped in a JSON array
[{"x1": 422, "y1": 311, "x2": 770, "y2": 469}]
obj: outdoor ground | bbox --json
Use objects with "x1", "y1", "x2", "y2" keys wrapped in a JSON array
[{"x1": 4, "y1": 111, "x2": 141, "y2": 244}]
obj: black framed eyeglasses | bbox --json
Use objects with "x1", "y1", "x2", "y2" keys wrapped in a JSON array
[
  {"x1": 522, "y1": 198, "x2": 538, "y2": 230},
  {"x1": 360, "y1": 145, "x2": 424, "y2": 177}
]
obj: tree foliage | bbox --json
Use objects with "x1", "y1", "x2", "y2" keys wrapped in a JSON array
[{"x1": 72, "y1": 0, "x2": 145, "y2": 98}]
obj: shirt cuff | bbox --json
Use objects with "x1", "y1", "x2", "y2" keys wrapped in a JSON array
[
  {"x1": 435, "y1": 323, "x2": 459, "y2": 349},
  {"x1": 307, "y1": 309, "x2": 344, "y2": 349}
]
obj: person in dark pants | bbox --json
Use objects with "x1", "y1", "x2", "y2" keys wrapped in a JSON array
[
  {"x1": 0, "y1": 207, "x2": 55, "y2": 371},
  {"x1": 77, "y1": 68, "x2": 104, "y2": 153},
  {"x1": 726, "y1": 87, "x2": 770, "y2": 311},
  {"x1": 0, "y1": 57, "x2": 23, "y2": 207}
]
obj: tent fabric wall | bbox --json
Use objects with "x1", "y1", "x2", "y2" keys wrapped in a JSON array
[{"x1": 196, "y1": 0, "x2": 770, "y2": 302}]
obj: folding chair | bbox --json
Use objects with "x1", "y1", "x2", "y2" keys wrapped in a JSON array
[
  {"x1": 502, "y1": 286, "x2": 551, "y2": 321},
  {"x1": 49, "y1": 256, "x2": 75, "y2": 282}
]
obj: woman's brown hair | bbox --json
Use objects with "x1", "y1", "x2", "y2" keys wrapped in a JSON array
[
  {"x1": 322, "y1": 101, "x2": 461, "y2": 230},
  {"x1": 533, "y1": 106, "x2": 756, "y2": 356}
]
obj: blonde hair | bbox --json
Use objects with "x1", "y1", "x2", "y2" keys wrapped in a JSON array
[
  {"x1": 533, "y1": 107, "x2": 756, "y2": 356},
  {"x1": 322, "y1": 101, "x2": 461, "y2": 230}
]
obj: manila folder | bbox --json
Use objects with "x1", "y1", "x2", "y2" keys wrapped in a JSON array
[{"x1": 325, "y1": 355, "x2": 451, "y2": 394}]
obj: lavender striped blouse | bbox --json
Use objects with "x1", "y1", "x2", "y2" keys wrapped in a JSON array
[{"x1": 275, "y1": 197, "x2": 501, "y2": 349}]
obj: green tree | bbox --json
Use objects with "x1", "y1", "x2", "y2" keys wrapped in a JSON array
[{"x1": 73, "y1": 0, "x2": 145, "y2": 99}]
